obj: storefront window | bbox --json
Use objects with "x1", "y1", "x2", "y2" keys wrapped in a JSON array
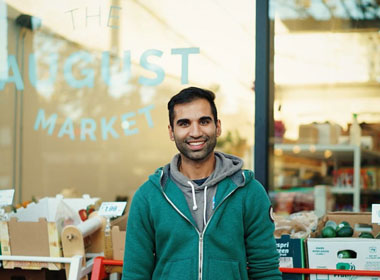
[
  {"x1": 270, "y1": 0, "x2": 380, "y2": 214},
  {"x1": 1, "y1": 0, "x2": 256, "y2": 203}
]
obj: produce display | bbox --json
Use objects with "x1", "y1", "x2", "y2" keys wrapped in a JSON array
[
  {"x1": 78, "y1": 204, "x2": 96, "y2": 221},
  {"x1": 321, "y1": 219, "x2": 378, "y2": 238}
]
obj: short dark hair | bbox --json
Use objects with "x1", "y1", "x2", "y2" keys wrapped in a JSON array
[{"x1": 168, "y1": 87, "x2": 218, "y2": 128}]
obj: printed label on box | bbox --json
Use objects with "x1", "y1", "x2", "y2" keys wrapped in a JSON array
[
  {"x1": 372, "y1": 204, "x2": 380, "y2": 224},
  {"x1": 98, "y1": 202, "x2": 127, "y2": 217},
  {"x1": 0, "y1": 189, "x2": 14, "y2": 206}
]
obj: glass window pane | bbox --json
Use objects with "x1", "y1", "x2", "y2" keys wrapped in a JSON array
[
  {"x1": 270, "y1": 0, "x2": 380, "y2": 214},
  {"x1": 1, "y1": 0, "x2": 256, "y2": 203}
]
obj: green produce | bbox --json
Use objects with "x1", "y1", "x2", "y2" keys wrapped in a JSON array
[
  {"x1": 338, "y1": 250, "x2": 352, "y2": 259},
  {"x1": 322, "y1": 226, "x2": 337, "y2": 238},
  {"x1": 359, "y1": 232, "x2": 374, "y2": 238},
  {"x1": 336, "y1": 221, "x2": 350, "y2": 230},
  {"x1": 325, "y1": 220, "x2": 337, "y2": 229},
  {"x1": 336, "y1": 226, "x2": 354, "y2": 237}
]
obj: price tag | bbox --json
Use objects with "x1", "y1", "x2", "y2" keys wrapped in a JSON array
[
  {"x1": 372, "y1": 204, "x2": 380, "y2": 223},
  {"x1": 98, "y1": 202, "x2": 127, "y2": 217},
  {"x1": 0, "y1": 189, "x2": 14, "y2": 206}
]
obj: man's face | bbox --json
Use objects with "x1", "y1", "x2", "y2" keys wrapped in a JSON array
[{"x1": 168, "y1": 98, "x2": 221, "y2": 162}]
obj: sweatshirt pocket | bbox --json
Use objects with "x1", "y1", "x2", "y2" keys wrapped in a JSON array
[
  {"x1": 208, "y1": 258, "x2": 241, "y2": 280},
  {"x1": 161, "y1": 258, "x2": 193, "y2": 280}
]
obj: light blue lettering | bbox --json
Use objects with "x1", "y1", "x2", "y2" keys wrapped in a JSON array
[
  {"x1": 138, "y1": 104, "x2": 154, "y2": 128},
  {"x1": 171, "y1": 47, "x2": 200, "y2": 84},
  {"x1": 0, "y1": 55, "x2": 24, "y2": 90},
  {"x1": 138, "y1": 49, "x2": 164, "y2": 86},
  {"x1": 65, "y1": 8, "x2": 79, "y2": 30},
  {"x1": 101, "y1": 116, "x2": 119, "y2": 140},
  {"x1": 57, "y1": 117, "x2": 75, "y2": 140},
  {"x1": 33, "y1": 109, "x2": 57, "y2": 135},
  {"x1": 107, "y1": 6, "x2": 121, "y2": 29},
  {"x1": 101, "y1": 51, "x2": 131, "y2": 86},
  {"x1": 121, "y1": 112, "x2": 138, "y2": 135},
  {"x1": 80, "y1": 118, "x2": 97, "y2": 141},
  {"x1": 29, "y1": 53, "x2": 58, "y2": 88},
  {"x1": 64, "y1": 51, "x2": 94, "y2": 88},
  {"x1": 86, "y1": 6, "x2": 101, "y2": 27}
]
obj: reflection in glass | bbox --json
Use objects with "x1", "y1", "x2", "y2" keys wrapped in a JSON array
[{"x1": 270, "y1": 0, "x2": 380, "y2": 214}]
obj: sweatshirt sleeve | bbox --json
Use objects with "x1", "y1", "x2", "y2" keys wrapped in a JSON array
[
  {"x1": 244, "y1": 178, "x2": 282, "y2": 280},
  {"x1": 122, "y1": 187, "x2": 155, "y2": 280}
]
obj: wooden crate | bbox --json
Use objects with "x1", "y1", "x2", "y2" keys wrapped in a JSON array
[{"x1": 0, "y1": 218, "x2": 62, "y2": 270}]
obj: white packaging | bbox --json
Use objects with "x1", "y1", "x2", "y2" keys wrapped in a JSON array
[{"x1": 307, "y1": 238, "x2": 380, "y2": 280}]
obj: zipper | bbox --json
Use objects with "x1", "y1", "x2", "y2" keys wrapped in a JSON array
[
  {"x1": 197, "y1": 172, "x2": 246, "y2": 279},
  {"x1": 161, "y1": 190, "x2": 203, "y2": 279},
  {"x1": 202, "y1": 172, "x2": 246, "y2": 235},
  {"x1": 159, "y1": 170, "x2": 246, "y2": 280},
  {"x1": 199, "y1": 233, "x2": 203, "y2": 280}
]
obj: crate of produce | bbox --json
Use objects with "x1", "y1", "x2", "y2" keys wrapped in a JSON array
[
  {"x1": 0, "y1": 194, "x2": 100, "y2": 270},
  {"x1": 307, "y1": 212, "x2": 380, "y2": 280}
]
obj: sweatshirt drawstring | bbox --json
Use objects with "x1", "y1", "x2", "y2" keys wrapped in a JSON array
[
  {"x1": 188, "y1": 181, "x2": 198, "y2": 210},
  {"x1": 203, "y1": 186, "x2": 208, "y2": 226}
]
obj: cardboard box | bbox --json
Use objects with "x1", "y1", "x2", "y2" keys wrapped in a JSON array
[
  {"x1": 360, "y1": 123, "x2": 380, "y2": 152},
  {"x1": 0, "y1": 218, "x2": 62, "y2": 270},
  {"x1": 315, "y1": 123, "x2": 342, "y2": 145},
  {"x1": 0, "y1": 195, "x2": 100, "y2": 270},
  {"x1": 276, "y1": 235, "x2": 305, "y2": 280},
  {"x1": 299, "y1": 123, "x2": 342, "y2": 145},
  {"x1": 111, "y1": 213, "x2": 128, "y2": 260},
  {"x1": 308, "y1": 238, "x2": 380, "y2": 280},
  {"x1": 299, "y1": 124, "x2": 319, "y2": 144},
  {"x1": 311, "y1": 212, "x2": 380, "y2": 238},
  {"x1": 307, "y1": 212, "x2": 380, "y2": 280}
]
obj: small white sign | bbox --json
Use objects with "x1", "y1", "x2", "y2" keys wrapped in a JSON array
[
  {"x1": 371, "y1": 204, "x2": 380, "y2": 223},
  {"x1": 98, "y1": 202, "x2": 127, "y2": 217},
  {"x1": 0, "y1": 189, "x2": 14, "y2": 206}
]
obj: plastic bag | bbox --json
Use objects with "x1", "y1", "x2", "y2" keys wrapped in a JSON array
[
  {"x1": 274, "y1": 211, "x2": 318, "y2": 238},
  {"x1": 55, "y1": 199, "x2": 81, "y2": 237}
]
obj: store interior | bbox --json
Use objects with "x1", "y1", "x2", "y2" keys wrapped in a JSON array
[{"x1": 270, "y1": 0, "x2": 380, "y2": 214}]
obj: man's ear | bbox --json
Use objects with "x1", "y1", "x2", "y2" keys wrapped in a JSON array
[
  {"x1": 168, "y1": 125, "x2": 175, "y2": 141},
  {"x1": 216, "y1": 119, "x2": 222, "y2": 137}
]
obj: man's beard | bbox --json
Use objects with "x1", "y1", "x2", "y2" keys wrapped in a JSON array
[{"x1": 174, "y1": 135, "x2": 217, "y2": 162}]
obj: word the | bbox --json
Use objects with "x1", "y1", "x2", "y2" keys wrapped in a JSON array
[
  {"x1": 0, "y1": 48, "x2": 200, "y2": 90},
  {"x1": 34, "y1": 104, "x2": 154, "y2": 141},
  {"x1": 65, "y1": 5, "x2": 122, "y2": 30}
]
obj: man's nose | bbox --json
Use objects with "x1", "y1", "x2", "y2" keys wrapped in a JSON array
[{"x1": 189, "y1": 123, "x2": 202, "y2": 137}]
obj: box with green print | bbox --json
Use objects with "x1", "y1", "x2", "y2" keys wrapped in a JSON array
[
  {"x1": 276, "y1": 234, "x2": 305, "y2": 280},
  {"x1": 307, "y1": 212, "x2": 380, "y2": 280},
  {"x1": 307, "y1": 238, "x2": 380, "y2": 280}
]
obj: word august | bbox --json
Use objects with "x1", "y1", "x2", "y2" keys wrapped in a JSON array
[
  {"x1": 0, "y1": 48, "x2": 200, "y2": 90},
  {"x1": 34, "y1": 105, "x2": 154, "y2": 141}
]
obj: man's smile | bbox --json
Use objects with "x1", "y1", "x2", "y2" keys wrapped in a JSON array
[{"x1": 186, "y1": 139, "x2": 207, "y2": 150}]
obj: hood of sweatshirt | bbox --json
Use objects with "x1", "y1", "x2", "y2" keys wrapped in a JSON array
[
  {"x1": 168, "y1": 151, "x2": 244, "y2": 190},
  {"x1": 149, "y1": 151, "x2": 244, "y2": 231}
]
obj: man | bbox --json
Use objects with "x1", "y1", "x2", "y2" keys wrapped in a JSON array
[{"x1": 122, "y1": 87, "x2": 281, "y2": 280}]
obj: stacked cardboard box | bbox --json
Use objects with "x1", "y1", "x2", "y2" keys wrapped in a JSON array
[{"x1": 307, "y1": 212, "x2": 380, "y2": 280}]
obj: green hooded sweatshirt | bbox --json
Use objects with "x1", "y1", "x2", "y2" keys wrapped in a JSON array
[{"x1": 122, "y1": 167, "x2": 281, "y2": 280}]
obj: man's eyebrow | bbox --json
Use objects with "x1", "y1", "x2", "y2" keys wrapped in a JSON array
[
  {"x1": 176, "y1": 118, "x2": 190, "y2": 124},
  {"x1": 199, "y1": 116, "x2": 213, "y2": 122}
]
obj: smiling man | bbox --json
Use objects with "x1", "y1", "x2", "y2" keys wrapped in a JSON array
[{"x1": 122, "y1": 87, "x2": 281, "y2": 280}]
